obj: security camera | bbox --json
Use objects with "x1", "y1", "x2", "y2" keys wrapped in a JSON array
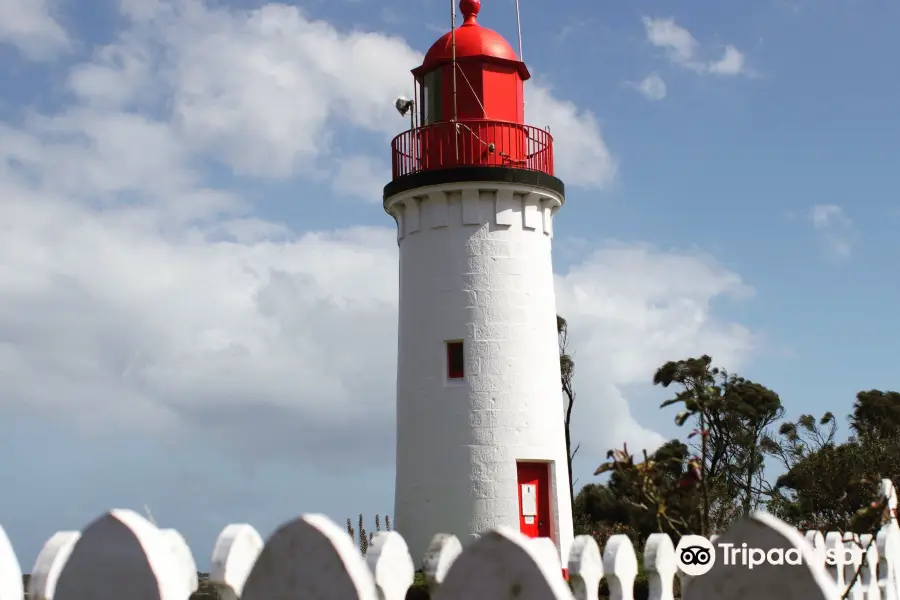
[{"x1": 395, "y1": 97, "x2": 414, "y2": 116}]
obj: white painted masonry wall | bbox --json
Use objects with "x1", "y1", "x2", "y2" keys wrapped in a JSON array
[{"x1": 385, "y1": 180, "x2": 574, "y2": 565}]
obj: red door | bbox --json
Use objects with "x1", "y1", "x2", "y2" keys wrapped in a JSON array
[{"x1": 517, "y1": 462, "x2": 551, "y2": 538}]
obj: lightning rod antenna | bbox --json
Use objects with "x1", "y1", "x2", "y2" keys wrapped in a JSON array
[
  {"x1": 451, "y1": 0, "x2": 459, "y2": 160},
  {"x1": 514, "y1": 0, "x2": 524, "y2": 62},
  {"x1": 514, "y1": 0, "x2": 526, "y2": 116}
]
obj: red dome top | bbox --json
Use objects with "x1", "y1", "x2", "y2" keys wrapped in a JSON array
[{"x1": 416, "y1": 0, "x2": 530, "y2": 79}]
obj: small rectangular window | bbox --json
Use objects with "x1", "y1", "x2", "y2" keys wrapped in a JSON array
[{"x1": 447, "y1": 341, "x2": 464, "y2": 379}]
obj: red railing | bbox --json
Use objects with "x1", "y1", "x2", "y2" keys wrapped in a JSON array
[{"x1": 390, "y1": 119, "x2": 554, "y2": 179}]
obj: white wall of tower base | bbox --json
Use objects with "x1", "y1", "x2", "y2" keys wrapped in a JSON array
[{"x1": 386, "y1": 180, "x2": 574, "y2": 566}]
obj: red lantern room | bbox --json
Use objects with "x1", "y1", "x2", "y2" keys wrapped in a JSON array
[{"x1": 386, "y1": 0, "x2": 558, "y2": 198}]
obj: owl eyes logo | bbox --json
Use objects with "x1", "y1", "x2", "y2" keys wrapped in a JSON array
[
  {"x1": 675, "y1": 535, "x2": 716, "y2": 576},
  {"x1": 680, "y1": 545, "x2": 712, "y2": 565}
]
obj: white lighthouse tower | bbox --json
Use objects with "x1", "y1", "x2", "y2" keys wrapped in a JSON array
[{"x1": 384, "y1": 0, "x2": 574, "y2": 565}]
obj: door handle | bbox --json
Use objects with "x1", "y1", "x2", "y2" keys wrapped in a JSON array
[{"x1": 538, "y1": 520, "x2": 544, "y2": 529}]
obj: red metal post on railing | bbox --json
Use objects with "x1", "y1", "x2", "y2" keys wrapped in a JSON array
[{"x1": 389, "y1": 119, "x2": 554, "y2": 179}]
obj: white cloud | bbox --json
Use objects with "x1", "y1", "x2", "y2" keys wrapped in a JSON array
[
  {"x1": 0, "y1": 0, "x2": 69, "y2": 60},
  {"x1": 810, "y1": 204, "x2": 855, "y2": 258},
  {"x1": 0, "y1": 196, "x2": 400, "y2": 467},
  {"x1": 556, "y1": 243, "x2": 756, "y2": 464},
  {"x1": 642, "y1": 17, "x2": 747, "y2": 77},
  {"x1": 643, "y1": 17, "x2": 699, "y2": 67},
  {"x1": 0, "y1": 177, "x2": 757, "y2": 474},
  {"x1": 0, "y1": 0, "x2": 754, "y2": 488},
  {"x1": 810, "y1": 204, "x2": 845, "y2": 229},
  {"x1": 525, "y1": 85, "x2": 617, "y2": 188},
  {"x1": 66, "y1": 38, "x2": 156, "y2": 108},
  {"x1": 332, "y1": 155, "x2": 390, "y2": 202},
  {"x1": 69, "y1": 0, "x2": 615, "y2": 190},
  {"x1": 630, "y1": 73, "x2": 667, "y2": 101},
  {"x1": 708, "y1": 45, "x2": 746, "y2": 76}
]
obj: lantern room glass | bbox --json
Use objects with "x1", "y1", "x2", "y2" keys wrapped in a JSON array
[{"x1": 420, "y1": 70, "x2": 443, "y2": 125}]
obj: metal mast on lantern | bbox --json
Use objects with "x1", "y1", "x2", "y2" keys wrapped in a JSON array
[
  {"x1": 515, "y1": 0, "x2": 525, "y2": 116},
  {"x1": 451, "y1": 0, "x2": 459, "y2": 160},
  {"x1": 514, "y1": 0, "x2": 523, "y2": 61}
]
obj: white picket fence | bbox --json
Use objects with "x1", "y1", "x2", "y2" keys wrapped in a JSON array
[{"x1": 2, "y1": 479, "x2": 899, "y2": 600}]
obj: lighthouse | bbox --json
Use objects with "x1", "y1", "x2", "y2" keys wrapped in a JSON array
[{"x1": 384, "y1": 0, "x2": 574, "y2": 563}]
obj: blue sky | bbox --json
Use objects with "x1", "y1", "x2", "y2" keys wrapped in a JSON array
[{"x1": 1, "y1": 0, "x2": 898, "y2": 569}]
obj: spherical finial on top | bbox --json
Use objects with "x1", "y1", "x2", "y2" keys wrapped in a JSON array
[{"x1": 460, "y1": 0, "x2": 480, "y2": 24}]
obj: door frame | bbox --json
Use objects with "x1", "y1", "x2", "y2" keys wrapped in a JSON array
[{"x1": 515, "y1": 460, "x2": 556, "y2": 543}]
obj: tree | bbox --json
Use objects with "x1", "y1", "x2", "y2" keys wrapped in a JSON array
[
  {"x1": 576, "y1": 354, "x2": 900, "y2": 600},
  {"x1": 764, "y1": 391, "x2": 900, "y2": 532},
  {"x1": 586, "y1": 438, "x2": 702, "y2": 541},
  {"x1": 653, "y1": 355, "x2": 783, "y2": 534},
  {"x1": 559, "y1": 315, "x2": 579, "y2": 510},
  {"x1": 761, "y1": 412, "x2": 837, "y2": 475},
  {"x1": 574, "y1": 355, "x2": 783, "y2": 540},
  {"x1": 850, "y1": 390, "x2": 900, "y2": 440},
  {"x1": 652, "y1": 356, "x2": 716, "y2": 535},
  {"x1": 721, "y1": 376, "x2": 784, "y2": 514},
  {"x1": 767, "y1": 440, "x2": 874, "y2": 530}
]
